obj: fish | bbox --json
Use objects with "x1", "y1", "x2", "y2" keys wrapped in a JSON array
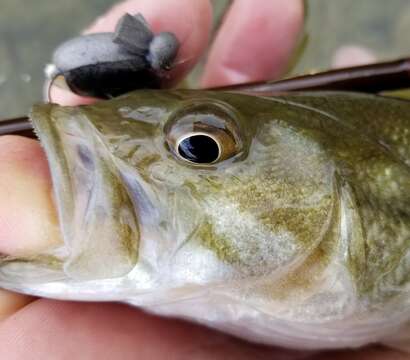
[{"x1": 0, "y1": 88, "x2": 409, "y2": 350}]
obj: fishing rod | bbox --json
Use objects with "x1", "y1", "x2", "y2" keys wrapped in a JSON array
[{"x1": 2, "y1": 57, "x2": 410, "y2": 139}]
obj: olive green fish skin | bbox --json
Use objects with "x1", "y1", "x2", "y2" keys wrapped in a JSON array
[
  {"x1": 281, "y1": 93, "x2": 410, "y2": 302},
  {"x1": 48, "y1": 90, "x2": 410, "y2": 294},
  {"x1": 0, "y1": 89, "x2": 409, "y2": 349}
]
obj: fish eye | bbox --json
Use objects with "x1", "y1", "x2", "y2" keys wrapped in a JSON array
[
  {"x1": 166, "y1": 102, "x2": 243, "y2": 165},
  {"x1": 176, "y1": 133, "x2": 221, "y2": 164}
]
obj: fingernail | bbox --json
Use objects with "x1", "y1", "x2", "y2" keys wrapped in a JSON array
[{"x1": 331, "y1": 45, "x2": 377, "y2": 69}]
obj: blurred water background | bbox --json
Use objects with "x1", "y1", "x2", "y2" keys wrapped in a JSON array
[
  {"x1": 292, "y1": 0, "x2": 410, "y2": 74},
  {"x1": 1, "y1": 0, "x2": 410, "y2": 118}
]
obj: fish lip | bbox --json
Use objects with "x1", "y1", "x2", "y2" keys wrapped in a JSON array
[
  {"x1": 30, "y1": 104, "x2": 75, "y2": 243},
  {"x1": 30, "y1": 103, "x2": 140, "y2": 280}
]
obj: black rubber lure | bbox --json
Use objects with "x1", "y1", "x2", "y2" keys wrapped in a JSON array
[{"x1": 47, "y1": 13, "x2": 180, "y2": 99}]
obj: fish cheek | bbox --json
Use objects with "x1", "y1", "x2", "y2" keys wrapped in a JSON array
[{"x1": 187, "y1": 168, "x2": 330, "y2": 279}]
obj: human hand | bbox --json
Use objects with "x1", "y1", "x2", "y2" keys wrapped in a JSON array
[{"x1": 0, "y1": 0, "x2": 408, "y2": 358}]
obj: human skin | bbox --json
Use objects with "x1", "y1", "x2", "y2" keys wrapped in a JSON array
[{"x1": 0, "y1": 0, "x2": 408, "y2": 358}]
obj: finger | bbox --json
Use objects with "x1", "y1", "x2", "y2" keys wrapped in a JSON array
[
  {"x1": 331, "y1": 45, "x2": 377, "y2": 69},
  {"x1": 0, "y1": 299, "x2": 302, "y2": 359},
  {"x1": 50, "y1": 0, "x2": 212, "y2": 105},
  {"x1": 0, "y1": 136, "x2": 61, "y2": 256},
  {"x1": 0, "y1": 136, "x2": 49, "y2": 320},
  {"x1": 201, "y1": 0, "x2": 304, "y2": 87}
]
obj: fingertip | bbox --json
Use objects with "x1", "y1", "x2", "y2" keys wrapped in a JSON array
[{"x1": 201, "y1": 0, "x2": 304, "y2": 87}]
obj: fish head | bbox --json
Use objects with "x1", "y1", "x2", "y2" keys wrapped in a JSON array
[{"x1": 0, "y1": 90, "x2": 336, "y2": 301}]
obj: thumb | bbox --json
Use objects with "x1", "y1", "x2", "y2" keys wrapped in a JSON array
[
  {"x1": 0, "y1": 135, "x2": 61, "y2": 256},
  {"x1": 0, "y1": 135, "x2": 60, "y2": 318}
]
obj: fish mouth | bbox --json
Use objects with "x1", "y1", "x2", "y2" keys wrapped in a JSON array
[{"x1": 30, "y1": 103, "x2": 140, "y2": 281}]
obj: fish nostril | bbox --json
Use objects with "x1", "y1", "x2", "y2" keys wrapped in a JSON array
[{"x1": 77, "y1": 144, "x2": 95, "y2": 171}]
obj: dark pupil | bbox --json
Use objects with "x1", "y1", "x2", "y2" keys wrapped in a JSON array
[{"x1": 178, "y1": 134, "x2": 220, "y2": 163}]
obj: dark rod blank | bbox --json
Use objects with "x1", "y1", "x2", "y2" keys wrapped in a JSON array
[
  {"x1": 0, "y1": 116, "x2": 35, "y2": 138},
  {"x1": 216, "y1": 58, "x2": 410, "y2": 95},
  {"x1": 2, "y1": 57, "x2": 410, "y2": 139}
]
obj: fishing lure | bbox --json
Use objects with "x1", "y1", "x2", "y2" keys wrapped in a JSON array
[{"x1": 46, "y1": 13, "x2": 179, "y2": 99}]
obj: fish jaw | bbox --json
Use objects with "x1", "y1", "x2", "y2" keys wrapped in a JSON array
[{"x1": 30, "y1": 103, "x2": 140, "y2": 281}]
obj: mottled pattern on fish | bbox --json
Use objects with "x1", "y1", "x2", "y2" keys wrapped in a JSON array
[{"x1": 0, "y1": 90, "x2": 409, "y2": 349}]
